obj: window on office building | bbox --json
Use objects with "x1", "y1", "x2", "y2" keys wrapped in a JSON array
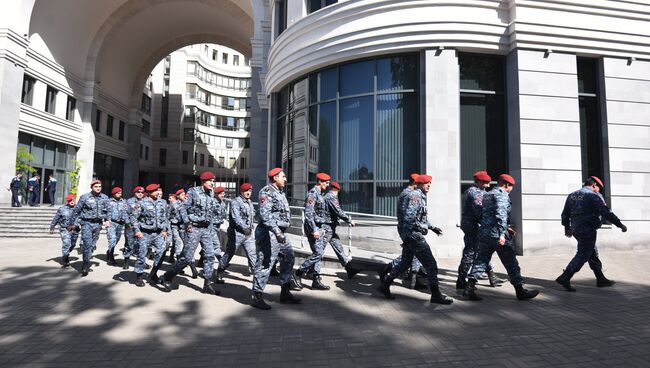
[
  {"x1": 459, "y1": 53, "x2": 507, "y2": 193},
  {"x1": 226, "y1": 138, "x2": 233, "y2": 148},
  {"x1": 229, "y1": 157, "x2": 236, "y2": 168},
  {"x1": 141, "y1": 94, "x2": 151, "y2": 115},
  {"x1": 577, "y1": 57, "x2": 608, "y2": 197},
  {"x1": 94, "y1": 109, "x2": 102, "y2": 132},
  {"x1": 212, "y1": 50, "x2": 218, "y2": 61},
  {"x1": 145, "y1": 146, "x2": 149, "y2": 161},
  {"x1": 218, "y1": 156, "x2": 225, "y2": 167},
  {"x1": 65, "y1": 96, "x2": 76, "y2": 121},
  {"x1": 21, "y1": 75, "x2": 36, "y2": 105},
  {"x1": 159, "y1": 148, "x2": 167, "y2": 167},
  {"x1": 307, "y1": 0, "x2": 337, "y2": 14},
  {"x1": 208, "y1": 156, "x2": 214, "y2": 167},
  {"x1": 183, "y1": 128, "x2": 194, "y2": 141},
  {"x1": 118, "y1": 121, "x2": 125, "y2": 140},
  {"x1": 106, "y1": 115, "x2": 114, "y2": 137},
  {"x1": 141, "y1": 119, "x2": 151, "y2": 135},
  {"x1": 233, "y1": 55, "x2": 240, "y2": 66},
  {"x1": 200, "y1": 154, "x2": 205, "y2": 166},
  {"x1": 222, "y1": 53, "x2": 228, "y2": 64},
  {"x1": 276, "y1": 0, "x2": 287, "y2": 35},
  {"x1": 182, "y1": 150, "x2": 189, "y2": 164},
  {"x1": 240, "y1": 157, "x2": 247, "y2": 170},
  {"x1": 45, "y1": 86, "x2": 58, "y2": 114}
]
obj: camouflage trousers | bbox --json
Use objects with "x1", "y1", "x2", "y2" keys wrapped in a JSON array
[
  {"x1": 387, "y1": 233, "x2": 440, "y2": 289},
  {"x1": 170, "y1": 225, "x2": 184, "y2": 258},
  {"x1": 252, "y1": 226, "x2": 295, "y2": 292},
  {"x1": 469, "y1": 237, "x2": 524, "y2": 286},
  {"x1": 211, "y1": 225, "x2": 223, "y2": 259},
  {"x1": 135, "y1": 231, "x2": 166, "y2": 274},
  {"x1": 171, "y1": 226, "x2": 214, "y2": 279},
  {"x1": 123, "y1": 226, "x2": 136, "y2": 258},
  {"x1": 566, "y1": 230, "x2": 603, "y2": 274},
  {"x1": 80, "y1": 221, "x2": 102, "y2": 263},
  {"x1": 457, "y1": 226, "x2": 494, "y2": 279},
  {"x1": 299, "y1": 224, "x2": 349, "y2": 275},
  {"x1": 107, "y1": 223, "x2": 124, "y2": 252},
  {"x1": 59, "y1": 228, "x2": 79, "y2": 257},
  {"x1": 220, "y1": 227, "x2": 257, "y2": 272}
]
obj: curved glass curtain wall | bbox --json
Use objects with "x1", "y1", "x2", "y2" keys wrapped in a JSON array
[{"x1": 274, "y1": 54, "x2": 420, "y2": 216}]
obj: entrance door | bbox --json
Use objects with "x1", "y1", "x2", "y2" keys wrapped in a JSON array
[{"x1": 43, "y1": 168, "x2": 54, "y2": 206}]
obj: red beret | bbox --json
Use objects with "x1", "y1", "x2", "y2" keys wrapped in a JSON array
[
  {"x1": 175, "y1": 189, "x2": 185, "y2": 196},
  {"x1": 590, "y1": 176, "x2": 604, "y2": 188},
  {"x1": 145, "y1": 183, "x2": 160, "y2": 192},
  {"x1": 499, "y1": 174, "x2": 516, "y2": 185},
  {"x1": 240, "y1": 183, "x2": 252, "y2": 192},
  {"x1": 90, "y1": 179, "x2": 102, "y2": 188},
  {"x1": 199, "y1": 171, "x2": 215, "y2": 181},
  {"x1": 409, "y1": 173, "x2": 420, "y2": 182},
  {"x1": 316, "y1": 172, "x2": 331, "y2": 181},
  {"x1": 268, "y1": 167, "x2": 283, "y2": 178},
  {"x1": 214, "y1": 186, "x2": 225, "y2": 194},
  {"x1": 111, "y1": 187, "x2": 122, "y2": 195},
  {"x1": 473, "y1": 171, "x2": 492, "y2": 182},
  {"x1": 133, "y1": 186, "x2": 144, "y2": 193},
  {"x1": 330, "y1": 181, "x2": 341, "y2": 190},
  {"x1": 415, "y1": 174, "x2": 432, "y2": 184},
  {"x1": 65, "y1": 194, "x2": 76, "y2": 203}
]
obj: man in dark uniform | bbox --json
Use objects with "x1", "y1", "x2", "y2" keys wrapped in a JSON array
[
  {"x1": 217, "y1": 182, "x2": 257, "y2": 279},
  {"x1": 27, "y1": 174, "x2": 41, "y2": 206},
  {"x1": 45, "y1": 174, "x2": 57, "y2": 206},
  {"x1": 556, "y1": 176, "x2": 627, "y2": 291},
  {"x1": 8, "y1": 172, "x2": 23, "y2": 207},
  {"x1": 122, "y1": 186, "x2": 146, "y2": 270},
  {"x1": 132, "y1": 184, "x2": 169, "y2": 287},
  {"x1": 378, "y1": 174, "x2": 453, "y2": 305},
  {"x1": 463, "y1": 174, "x2": 539, "y2": 301}
]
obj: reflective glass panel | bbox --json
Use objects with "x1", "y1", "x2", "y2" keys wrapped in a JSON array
[
  {"x1": 339, "y1": 182, "x2": 373, "y2": 214},
  {"x1": 377, "y1": 55, "x2": 417, "y2": 92},
  {"x1": 376, "y1": 182, "x2": 404, "y2": 217},
  {"x1": 340, "y1": 60, "x2": 374, "y2": 96},
  {"x1": 376, "y1": 93, "x2": 419, "y2": 180},
  {"x1": 459, "y1": 55, "x2": 503, "y2": 92},
  {"x1": 339, "y1": 96, "x2": 373, "y2": 180}
]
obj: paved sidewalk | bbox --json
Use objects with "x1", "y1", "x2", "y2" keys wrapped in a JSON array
[{"x1": 0, "y1": 237, "x2": 649, "y2": 367}]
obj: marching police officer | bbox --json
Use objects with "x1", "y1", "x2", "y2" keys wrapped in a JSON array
[
  {"x1": 68, "y1": 180, "x2": 110, "y2": 276},
  {"x1": 132, "y1": 184, "x2": 169, "y2": 287},
  {"x1": 456, "y1": 171, "x2": 503, "y2": 289},
  {"x1": 106, "y1": 187, "x2": 127, "y2": 266},
  {"x1": 295, "y1": 172, "x2": 332, "y2": 290},
  {"x1": 122, "y1": 186, "x2": 146, "y2": 270},
  {"x1": 45, "y1": 174, "x2": 57, "y2": 206},
  {"x1": 378, "y1": 174, "x2": 453, "y2": 304},
  {"x1": 463, "y1": 174, "x2": 538, "y2": 301},
  {"x1": 323, "y1": 181, "x2": 357, "y2": 278},
  {"x1": 163, "y1": 171, "x2": 220, "y2": 295},
  {"x1": 50, "y1": 194, "x2": 79, "y2": 267},
  {"x1": 250, "y1": 168, "x2": 301, "y2": 310},
  {"x1": 210, "y1": 186, "x2": 228, "y2": 280},
  {"x1": 555, "y1": 176, "x2": 627, "y2": 291},
  {"x1": 217, "y1": 182, "x2": 257, "y2": 280},
  {"x1": 380, "y1": 173, "x2": 424, "y2": 289},
  {"x1": 8, "y1": 172, "x2": 23, "y2": 207},
  {"x1": 168, "y1": 189, "x2": 187, "y2": 264}
]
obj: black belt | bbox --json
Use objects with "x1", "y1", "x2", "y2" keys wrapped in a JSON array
[
  {"x1": 191, "y1": 222, "x2": 210, "y2": 228},
  {"x1": 140, "y1": 228, "x2": 162, "y2": 234},
  {"x1": 82, "y1": 219, "x2": 103, "y2": 223}
]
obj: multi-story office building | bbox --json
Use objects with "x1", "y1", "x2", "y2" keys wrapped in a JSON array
[
  {"x1": 0, "y1": 0, "x2": 649, "y2": 256},
  {"x1": 149, "y1": 44, "x2": 251, "y2": 192}
]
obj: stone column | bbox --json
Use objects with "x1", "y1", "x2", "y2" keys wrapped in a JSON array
[{"x1": 422, "y1": 48, "x2": 463, "y2": 258}]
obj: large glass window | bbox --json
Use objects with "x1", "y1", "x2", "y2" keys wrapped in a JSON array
[
  {"x1": 459, "y1": 54, "x2": 507, "y2": 193},
  {"x1": 66, "y1": 96, "x2": 76, "y2": 121},
  {"x1": 274, "y1": 54, "x2": 420, "y2": 215},
  {"x1": 45, "y1": 86, "x2": 58, "y2": 114},
  {"x1": 577, "y1": 57, "x2": 608, "y2": 198},
  {"x1": 93, "y1": 152, "x2": 124, "y2": 194},
  {"x1": 21, "y1": 75, "x2": 35, "y2": 105},
  {"x1": 307, "y1": 0, "x2": 337, "y2": 14}
]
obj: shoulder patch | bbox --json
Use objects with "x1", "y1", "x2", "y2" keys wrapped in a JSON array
[
  {"x1": 307, "y1": 197, "x2": 315, "y2": 205},
  {"x1": 260, "y1": 194, "x2": 268, "y2": 204}
]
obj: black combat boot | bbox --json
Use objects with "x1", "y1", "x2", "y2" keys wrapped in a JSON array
[
  {"x1": 168, "y1": 253, "x2": 175, "y2": 264},
  {"x1": 161, "y1": 271, "x2": 174, "y2": 291},
  {"x1": 311, "y1": 275, "x2": 330, "y2": 290},
  {"x1": 80, "y1": 262, "x2": 90, "y2": 277},
  {"x1": 280, "y1": 283, "x2": 302, "y2": 304},
  {"x1": 430, "y1": 283, "x2": 454, "y2": 305},
  {"x1": 555, "y1": 269, "x2": 576, "y2": 292},
  {"x1": 107, "y1": 249, "x2": 116, "y2": 266},
  {"x1": 214, "y1": 268, "x2": 225, "y2": 284},
  {"x1": 378, "y1": 280, "x2": 395, "y2": 299},
  {"x1": 251, "y1": 292, "x2": 271, "y2": 310},
  {"x1": 456, "y1": 276, "x2": 467, "y2": 290},
  {"x1": 202, "y1": 279, "x2": 220, "y2": 295},
  {"x1": 270, "y1": 263, "x2": 280, "y2": 276},
  {"x1": 122, "y1": 257, "x2": 130, "y2": 270},
  {"x1": 462, "y1": 279, "x2": 482, "y2": 301},
  {"x1": 487, "y1": 269, "x2": 505, "y2": 287},
  {"x1": 594, "y1": 270, "x2": 616, "y2": 287},
  {"x1": 293, "y1": 269, "x2": 305, "y2": 289},
  {"x1": 345, "y1": 262, "x2": 360, "y2": 279},
  {"x1": 135, "y1": 273, "x2": 145, "y2": 287},
  {"x1": 515, "y1": 284, "x2": 539, "y2": 300},
  {"x1": 378, "y1": 263, "x2": 392, "y2": 284},
  {"x1": 61, "y1": 255, "x2": 70, "y2": 268},
  {"x1": 189, "y1": 262, "x2": 199, "y2": 279},
  {"x1": 197, "y1": 252, "x2": 205, "y2": 267}
]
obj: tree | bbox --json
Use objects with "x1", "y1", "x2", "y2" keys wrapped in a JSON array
[
  {"x1": 15, "y1": 147, "x2": 36, "y2": 174},
  {"x1": 68, "y1": 160, "x2": 82, "y2": 195}
]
